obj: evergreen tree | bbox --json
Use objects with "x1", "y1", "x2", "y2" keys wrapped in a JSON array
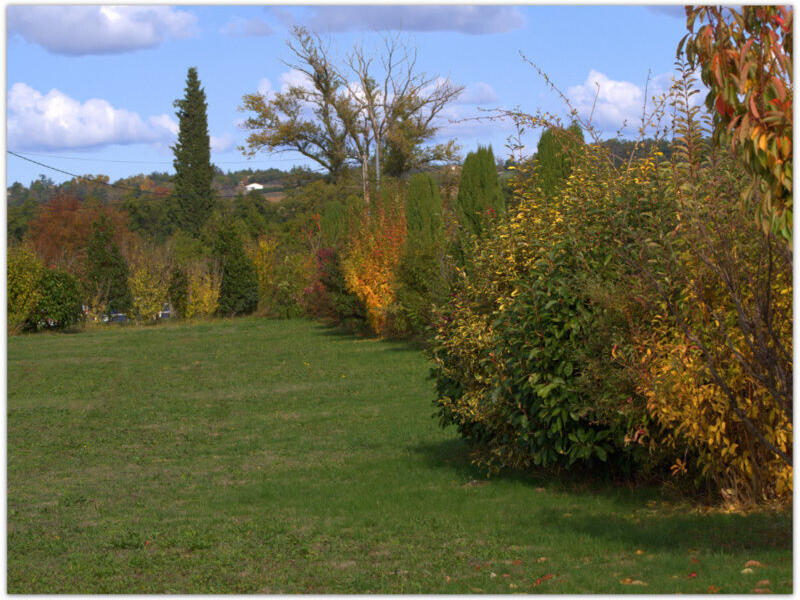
[
  {"x1": 396, "y1": 173, "x2": 447, "y2": 337},
  {"x1": 535, "y1": 122, "x2": 584, "y2": 199},
  {"x1": 405, "y1": 172, "x2": 444, "y2": 253},
  {"x1": 168, "y1": 265, "x2": 189, "y2": 318},
  {"x1": 214, "y1": 221, "x2": 259, "y2": 317},
  {"x1": 171, "y1": 67, "x2": 215, "y2": 236},
  {"x1": 86, "y1": 215, "x2": 132, "y2": 314},
  {"x1": 455, "y1": 145, "x2": 504, "y2": 238}
]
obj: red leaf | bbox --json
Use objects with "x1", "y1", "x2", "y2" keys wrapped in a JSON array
[{"x1": 688, "y1": 572, "x2": 698, "y2": 579}]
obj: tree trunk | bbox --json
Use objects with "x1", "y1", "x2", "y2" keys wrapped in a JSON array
[
  {"x1": 375, "y1": 133, "x2": 382, "y2": 192},
  {"x1": 361, "y1": 154, "x2": 370, "y2": 205}
]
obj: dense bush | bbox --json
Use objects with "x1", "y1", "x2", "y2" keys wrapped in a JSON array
[
  {"x1": 341, "y1": 185, "x2": 406, "y2": 336},
  {"x1": 455, "y1": 146, "x2": 504, "y2": 239},
  {"x1": 185, "y1": 261, "x2": 221, "y2": 319},
  {"x1": 394, "y1": 173, "x2": 448, "y2": 338},
  {"x1": 431, "y1": 138, "x2": 657, "y2": 475},
  {"x1": 127, "y1": 244, "x2": 170, "y2": 322},
  {"x1": 168, "y1": 266, "x2": 189, "y2": 319},
  {"x1": 431, "y1": 58, "x2": 792, "y2": 503},
  {"x1": 28, "y1": 269, "x2": 84, "y2": 331},
  {"x1": 214, "y1": 222, "x2": 259, "y2": 317},
  {"x1": 8, "y1": 245, "x2": 44, "y2": 334},
  {"x1": 86, "y1": 215, "x2": 132, "y2": 315}
]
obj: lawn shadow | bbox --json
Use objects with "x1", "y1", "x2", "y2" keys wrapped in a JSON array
[
  {"x1": 411, "y1": 439, "x2": 791, "y2": 555},
  {"x1": 411, "y1": 438, "x2": 659, "y2": 505},
  {"x1": 535, "y1": 504, "x2": 791, "y2": 554}
]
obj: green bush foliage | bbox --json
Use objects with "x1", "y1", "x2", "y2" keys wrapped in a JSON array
[
  {"x1": 86, "y1": 215, "x2": 132, "y2": 315},
  {"x1": 394, "y1": 173, "x2": 448, "y2": 338},
  {"x1": 7, "y1": 245, "x2": 44, "y2": 334},
  {"x1": 28, "y1": 269, "x2": 84, "y2": 331},
  {"x1": 534, "y1": 122, "x2": 584, "y2": 199},
  {"x1": 168, "y1": 266, "x2": 189, "y2": 319},
  {"x1": 430, "y1": 132, "x2": 666, "y2": 475},
  {"x1": 455, "y1": 146, "x2": 504, "y2": 238},
  {"x1": 214, "y1": 222, "x2": 259, "y2": 317}
]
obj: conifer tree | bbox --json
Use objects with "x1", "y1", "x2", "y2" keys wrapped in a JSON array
[
  {"x1": 214, "y1": 221, "x2": 259, "y2": 317},
  {"x1": 455, "y1": 146, "x2": 504, "y2": 238},
  {"x1": 535, "y1": 122, "x2": 584, "y2": 199},
  {"x1": 405, "y1": 172, "x2": 444, "y2": 253},
  {"x1": 171, "y1": 67, "x2": 215, "y2": 236},
  {"x1": 86, "y1": 215, "x2": 132, "y2": 314}
]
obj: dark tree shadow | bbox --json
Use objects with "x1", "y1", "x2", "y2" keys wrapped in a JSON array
[{"x1": 409, "y1": 438, "x2": 791, "y2": 555}]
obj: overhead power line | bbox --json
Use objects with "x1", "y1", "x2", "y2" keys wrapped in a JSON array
[
  {"x1": 7, "y1": 150, "x2": 324, "y2": 199},
  {"x1": 8, "y1": 149, "x2": 329, "y2": 166}
]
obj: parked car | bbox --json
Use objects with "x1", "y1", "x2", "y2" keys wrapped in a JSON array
[
  {"x1": 158, "y1": 304, "x2": 172, "y2": 320},
  {"x1": 103, "y1": 313, "x2": 128, "y2": 324}
]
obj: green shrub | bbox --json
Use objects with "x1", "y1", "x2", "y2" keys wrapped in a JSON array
[
  {"x1": 168, "y1": 266, "x2": 189, "y2": 319},
  {"x1": 534, "y1": 122, "x2": 583, "y2": 200},
  {"x1": 394, "y1": 173, "x2": 448, "y2": 338},
  {"x1": 455, "y1": 146, "x2": 504, "y2": 238},
  {"x1": 28, "y1": 269, "x2": 84, "y2": 331},
  {"x1": 8, "y1": 245, "x2": 43, "y2": 334},
  {"x1": 430, "y1": 138, "x2": 655, "y2": 475},
  {"x1": 214, "y1": 222, "x2": 259, "y2": 317},
  {"x1": 86, "y1": 215, "x2": 132, "y2": 314}
]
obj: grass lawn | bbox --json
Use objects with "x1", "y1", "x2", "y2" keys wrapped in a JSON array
[{"x1": 7, "y1": 317, "x2": 792, "y2": 593}]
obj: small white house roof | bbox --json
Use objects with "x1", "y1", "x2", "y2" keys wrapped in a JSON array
[{"x1": 245, "y1": 182, "x2": 265, "y2": 191}]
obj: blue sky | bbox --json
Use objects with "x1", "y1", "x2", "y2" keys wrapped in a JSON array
[{"x1": 5, "y1": 4, "x2": 690, "y2": 187}]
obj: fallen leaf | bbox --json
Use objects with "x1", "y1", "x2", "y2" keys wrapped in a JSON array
[
  {"x1": 741, "y1": 568, "x2": 754, "y2": 574},
  {"x1": 445, "y1": 576, "x2": 451, "y2": 583},
  {"x1": 631, "y1": 580, "x2": 647, "y2": 586},
  {"x1": 688, "y1": 572, "x2": 697, "y2": 579},
  {"x1": 535, "y1": 487, "x2": 545, "y2": 492},
  {"x1": 533, "y1": 574, "x2": 554, "y2": 586},
  {"x1": 513, "y1": 559, "x2": 522, "y2": 566},
  {"x1": 620, "y1": 578, "x2": 632, "y2": 585},
  {"x1": 509, "y1": 583, "x2": 518, "y2": 589},
  {"x1": 503, "y1": 573, "x2": 511, "y2": 578},
  {"x1": 756, "y1": 579, "x2": 770, "y2": 587},
  {"x1": 537, "y1": 557, "x2": 547, "y2": 563},
  {"x1": 707, "y1": 585, "x2": 720, "y2": 593},
  {"x1": 636, "y1": 549, "x2": 645, "y2": 555},
  {"x1": 754, "y1": 588, "x2": 771, "y2": 594},
  {"x1": 690, "y1": 556, "x2": 699, "y2": 563},
  {"x1": 490, "y1": 572, "x2": 497, "y2": 578},
  {"x1": 745, "y1": 560, "x2": 763, "y2": 568}
]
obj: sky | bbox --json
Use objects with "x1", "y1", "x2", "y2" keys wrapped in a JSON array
[{"x1": 4, "y1": 3, "x2": 692, "y2": 187}]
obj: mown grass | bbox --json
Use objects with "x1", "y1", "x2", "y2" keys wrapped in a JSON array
[{"x1": 7, "y1": 317, "x2": 791, "y2": 593}]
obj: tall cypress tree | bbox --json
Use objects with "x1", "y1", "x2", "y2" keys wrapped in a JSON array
[
  {"x1": 171, "y1": 67, "x2": 215, "y2": 236},
  {"x1": 535, "y1": 122, "x2": 584, "y2": 200},
  {"x1": 456, "y1": 145, "x2": 504, "y2": 238}
]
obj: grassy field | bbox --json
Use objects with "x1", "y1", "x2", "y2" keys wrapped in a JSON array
[{"x1": 7, "y1": 317, "x2": 792, "y2": 593}]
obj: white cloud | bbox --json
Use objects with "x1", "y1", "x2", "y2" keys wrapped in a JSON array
[
  {"x1": 567, "y1": 70, "x2": 678, "y2": 134},
  {"x1": 567, "y1": 68, "x2": 706, "y2": 134},
  {"x1": 456, "y1": 81, "x2": 500, "y2": 105},
  {"x1": 257, "y1": 78, "x2": 274, "y2": 97},
  {"x1": 7, "y1": 83, "x2": 178, "y2": 151},
  {"x1": 305, "y1": 5, "x2": 525, "y2": 34},
  {"x1": 210, "y1": 134, "x2": 234, "y2": 153},
  {"x1": 221, "y1": 16, "x2": 274, "y2": 37},
  {"x1": 280, "y1": 69, "x2": 315, "y2": 93},
  {"x1": 7, "y1": 6, "x2": 198, "y2": 55}
]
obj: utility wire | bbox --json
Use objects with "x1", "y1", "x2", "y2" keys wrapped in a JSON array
[
  {"x1": 7, "y1": 150, "x2": 321, "y2": 199},
  {"x1": 8, "y1": 149, "x2": 323, "y2": 166}
]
